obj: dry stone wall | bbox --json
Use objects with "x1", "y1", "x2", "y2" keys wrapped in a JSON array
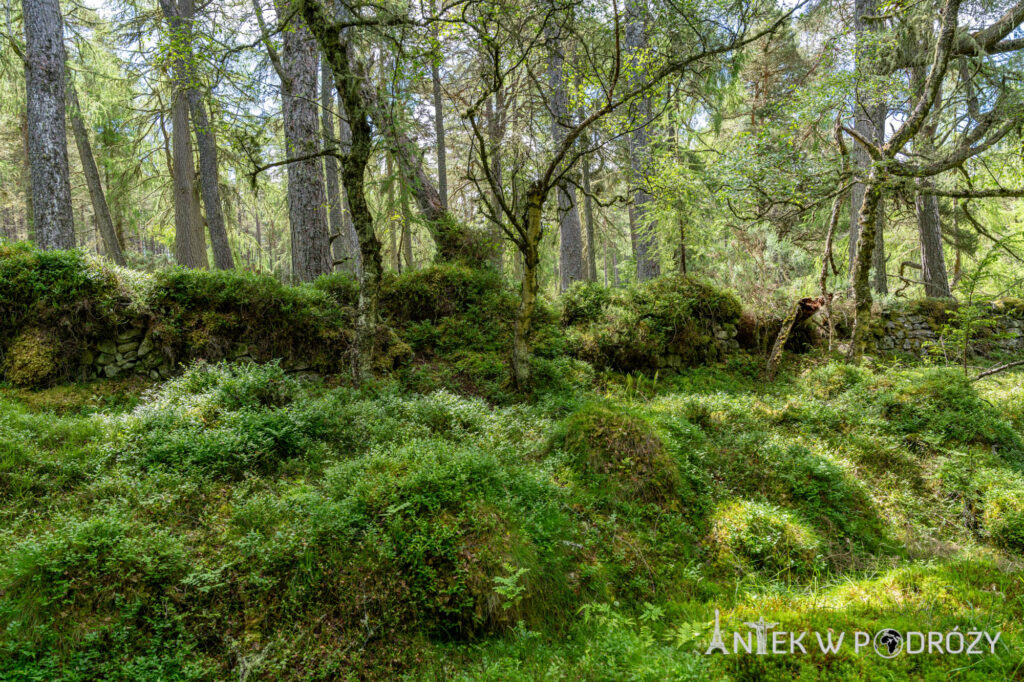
[{"x1": 871, "y1": 301, "x2": 1024, "y2": 357}]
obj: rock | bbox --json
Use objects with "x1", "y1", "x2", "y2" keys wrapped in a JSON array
[
  {"x1": 96, "y1": 352, "x2": 115, "y2": 365},
  {"x1": 715, "y1": 329, "x2": 730, "y2": 340},
  {"x1": 117, "y1": 328, "x2": 143, "y2": 342},
  {"x1": 97, "y1": 339, "x2": 117, "y2": 355},
  {"x1": 80, "y1": 350, "x2": 94, "y2": 365},
  {"x1": 117, "y1": 341, "x2": 139, "y2": 354},
  {"x1": 104, "y1": 364, "x2": 122, "y2": 378},
  {"x1": 150, "y1": 370, "x2": 160, "y2": 380},
  {"x1": 137, "y1": 335, "x2": 153, "y2": 357},
  {"x1": 122, "y1": 351, "x2": 138, "y2": 361}
]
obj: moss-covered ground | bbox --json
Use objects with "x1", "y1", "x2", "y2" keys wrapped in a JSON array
[{"x1": 2, "y1": 353, "x2": 1023, "y2": 680}]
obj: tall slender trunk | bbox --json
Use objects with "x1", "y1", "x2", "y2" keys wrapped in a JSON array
[
  {"x1": 401, "y1": 181, "x2": 414, "y2": 270},
  {"x1": 23, "y1": 0, "x2": 74, "y2": 250},
  {"x1": 913, "y1": 78, "x2": 950, "y2": 298},
  {"x1": 321, "y1": 58, "x2": 349, "y2": 271},
  {"x1": 276, "y1": 0, "x2": 330, "y2": 282},
  {"x1": 336, "y1": 91, "x2": 361, "y2": 274},
  {"x1": 67, "y1": 83, "x2": 124, "y2": 264},
  {"x1": 170, "y1": 92, "x2": 207, "y2": 268},
  {"x1": 430, "y1": 0, "x2": 447, "y2": 210},
  {"x1": 581, "y1": 145, "x2": 598, "y2": 281},
  {"x1": 188, "y1": 94, "x2": 234, "y2": 269},
  {"x1": 545, "y1": 21, "x2": 583, "y2": 291},
  {"x1": 625, "y1": 0, "x2": 659, "y2": 281},
  {"x1": 486, "y1": 88, "x2": 505, "y2": 271},
  {"x1": 301, "y1": 0, "x2": 382, "y2": 383}
]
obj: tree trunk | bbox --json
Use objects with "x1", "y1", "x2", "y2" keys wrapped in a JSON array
[
  {"x1": 847, "y1": 175, "x2": 883, "y2": 361},
  {"x1": 188, "y1": 94, "x2": 234, "y2": 269},
  {"x1": 170, "y1": 92, "x2": 208, "y2": 268},
  {"x1": 625, "y1": 0, "x2": 659, "y2": 281},
  {"x1": 321, "y1": 58, "x2": 350, "y2": 272},
  {"x1": 276, "y1": 0, "x2": 331, "y2": 282},
  {"x1": 915, "y1": 186, "x2": 950, "y2": 297},
  {"x1": 335, "y1": 91, "x2": 361, "y2": 274},
  {"x1": 67, "y1": 83, "x2": 124, "y2": 265},
  {"x1": 160, "y1": 0, "x2": 207, "y2": 268},
  {"x1": 849, "y1": 0, "x2": 886, "y2": 293},
  {"x1": 512, "y1": 188, "x2": 543, "y2": 389},
  {"x1": 23, "y1": 0, "x2": 74, "y2": 250},
  {"x1": 581, "y1": 147, "x2": 598, "y2": 281},
  {"x1": 430, "y1": 0, "x2": 447, "y2": 210},
  {"x1": 545, "y1": 21, "x2": 583, "y2": 291},
  {"x1": 300, "y1": 0, "x2": 382, "y2": 383}
]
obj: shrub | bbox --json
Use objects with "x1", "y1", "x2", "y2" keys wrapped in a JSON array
[
  {"x1": 143, "y1": 267, "x2": 351, "y2": 373},
  {"x1": 120, "y1": 361, "x2": 334, "y2": 478},
  {"x1": 708, "y1": 499, "x2": 823, "y2": 577},
  {"x1": 565, "y1": 275, "x2": 742, "y2": 372},
  {"x1": 561, "y1": 281, "x2": 610, "y2": 326},
  {"x1": 3, "y1": 327, "x2": 59, "y2": 387},
  {"x1": 554, "y1": 404, "x2": 680, "y2": 503}
]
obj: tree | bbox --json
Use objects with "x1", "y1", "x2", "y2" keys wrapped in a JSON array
[
  {"x1": 256, "y1": 0, "x2": 332, "y2": 282},
  {"x1": 67, "y1": 81, "x2": 124, "y2": 264},
  {"x1": 22, "y1": 0, "x2": 74, "y2": 250},
  {"x1": 545, "y1": 16, "x2": 584, "y2": 291}
]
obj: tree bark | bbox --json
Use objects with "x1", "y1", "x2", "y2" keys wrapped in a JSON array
[
  {"x1": 847, "y1": 175, "x2": 883, "y2": 361},
  {"x1": 67, "y1": 83, "x2": 124, "y2": 265},
  {"x1": 512, "y1": 188, "x2": 543, "y2": 389},
  {"x1": 23, "y1": 0, "x2": 74, "y2": 250},
  {"x1": 625, "y1": 0, "x2": 659, "y2": 282},
  {"x1": 300, "y1": 0, "x2": 383, "y2": 383},
  {"x1": 849, "y1": 0, "x2": 886, "y2": 293},
  {"x1": 545, "y1": 21, "x2": 583, "y2": 291},
  {"x1": 187, "y1": 93, "x2": 234, "y2": 269},
  {"x1": 321, "y1": 57, "x2": 350, "y2": 271},
  {"x1": 581, "y1": 146, "x2": 598, "y2": 281},
  {"x1": 915, "y1": 184, "x2": 951, "y2": 297},
  {"x1": 275, "y1": 0, "x2": 331, "y2": 282},
  {"x1": 335, "y1": 91, "x2": 361, "y2": 274},
  {"x1": 430, "y1": 0, "x2": 447, "y2": 210},
  {"x1": 160, "y1": 0, "x2": 208, "y2": 268}
]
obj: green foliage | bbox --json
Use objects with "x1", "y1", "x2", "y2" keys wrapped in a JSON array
[
  {"x1": 121, "y1": 361, "x2": 335, "y2": 478},
  {"x1": 561, "y1": 281, "x2": 611, "y2": 326},
  {"x1": 565, "y1": 275, "x2": 742, "y2": 372},
  {"x1": 144, "y1": 267, "x2": 350, "y2": 373},
  {"x1": 708, "y1": 499, "x2": 824, "y2": 577},
  {"x1": 553, "y1": 404, "x2": 681, "y2": 503}
]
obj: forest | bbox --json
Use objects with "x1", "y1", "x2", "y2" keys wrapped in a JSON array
[{"x1": 2, "y1": 0, "x2": 1024, "y2": 678}]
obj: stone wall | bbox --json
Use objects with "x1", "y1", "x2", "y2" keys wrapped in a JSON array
[
  {"x1": 871, "y1": 300, "x2": 1024, "y2": 357},
  {"x1": 74, "y1": 319, "x2": 315, "y2": 382}
]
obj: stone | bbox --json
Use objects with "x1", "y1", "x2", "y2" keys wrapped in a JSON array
[
  {"x1": 150, "y1": 370, "x2": 160, "y2": 380},
  {"x1": 97, "y1": 339, "x2": 117, "y2": 355},
  {"x1": 714, "y1": 329, "x2": 729, "y2": 340},
  {"x1": 80, "y1": 350, "x2": 94, "y2": 365},
  {"x1": 96, "y1": 352, "x2": 115, "y2": 365},
  {"x1": 104, "y1": 364, "x2": 121, "y2": 378},
  {"x1": 122, "y1": 351, "x2": 138, "y2": 361},
  {"x1": 136, "y1": 336, "x2": 153, "y2": 357},
  {"x1": 117, "y1": 341, "x2": 139, "y2": 354},
  {"x1": 117, "y1": 328, "x2": 143, "y2": 342}
]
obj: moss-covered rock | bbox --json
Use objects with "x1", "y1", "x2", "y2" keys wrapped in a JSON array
[
  {"x1": 3, "y1": 328, "x2": 60, "y2": 387},
  {"x1": 556, "y1": 404, "x2": 681, "y2": 503},
  {"x1": 708, "y1": 499, "x2": 823, "y2": 576}
]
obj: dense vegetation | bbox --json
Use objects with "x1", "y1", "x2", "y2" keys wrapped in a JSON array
[{"x1": 4, "y1": 0, "x2": 1024, "y2": 677}]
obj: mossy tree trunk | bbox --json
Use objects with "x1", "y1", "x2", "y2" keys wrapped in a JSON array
[
  {"x1": 299, "y1": 0, "x2": 382, "y2": 384},
  {"x1": 847, "y1": 174, "x2": 883, "y2": 361},
  {"x1": 512, "y1": 189, "x2": 543, "y2": 389}
]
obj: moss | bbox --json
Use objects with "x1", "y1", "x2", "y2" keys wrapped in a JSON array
[
  {"x1": 904, "y1": 297, "x2": 956, "y2": 326},
  {"x1": 565, "y1": 275, "x2": 742, "y2": 372},
  {"x1": 983, "y1": 487, "x2": 1024, "y2": 552},
  {"x1": 556, "y1": 404, "x2": 681, "y2": 503},
  {"x1": 561, "y1": 281, "x2": 610, "y2": 326},
  {"x1": 708, "y1": 499, "x2": 823, "y2": 577},
  {"x1": 3, "y1": 328, "x2": 59, "y2": 388}
]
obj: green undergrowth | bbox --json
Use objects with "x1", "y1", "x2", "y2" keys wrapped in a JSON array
[
  {"x1": 1, "y1": 355, "x2": 1023, "y2": 679},
  {"x1": 563, "y1": 276, "x2": 743, "y2": 372}
]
